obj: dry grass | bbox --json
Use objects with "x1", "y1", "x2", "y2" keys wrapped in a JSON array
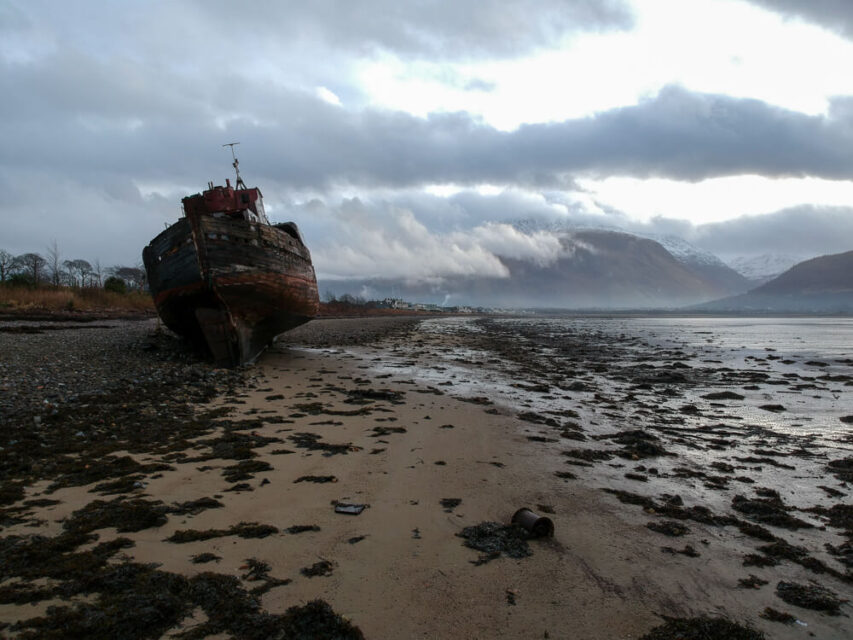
[{"x1": 0, "y1": 285, "x2": 154, "y2": 314}]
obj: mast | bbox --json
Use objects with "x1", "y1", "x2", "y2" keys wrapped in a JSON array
[{"x1": 223, "y1": 142, "x2": 247, "y2": 189}]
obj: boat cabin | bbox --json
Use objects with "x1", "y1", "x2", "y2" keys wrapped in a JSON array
[{"x1": 182, "y1": 178, "x2": 270, "y2": 224}]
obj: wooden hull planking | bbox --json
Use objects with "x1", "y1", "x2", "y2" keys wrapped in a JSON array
[{"x1": 143, "y1": 214, "x2": 318, "y2": 366}]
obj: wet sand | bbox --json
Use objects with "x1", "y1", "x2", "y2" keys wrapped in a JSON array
[{"x1": 0, "y1": 315, "x2": 851, "y2": 638}]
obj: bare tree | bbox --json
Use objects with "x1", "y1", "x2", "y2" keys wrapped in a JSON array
[
  {"x1": 14, "y1": 253, "x2": 46, "y2": 285},
  {"x1": 79, "y1": 260, "x2": 93, "y2": 287},
  {"x1": 45, "y1": 240, "x2": 62, "y2": 286},
  {"x1": 92, "y1": 259, "x2": 104, "y2": 288},
  {"x1": 0, "y1": 250, "x2": 13, "y2": 282}
]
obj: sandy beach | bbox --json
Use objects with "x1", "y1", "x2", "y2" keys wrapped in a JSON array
[{"x1": 0, "y1": 315, "x2": 851, "y2": 639}]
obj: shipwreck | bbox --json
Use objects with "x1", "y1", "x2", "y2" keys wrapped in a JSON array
[{"x1": 143, "y1": 145, "x2": 319, "y2": 366}]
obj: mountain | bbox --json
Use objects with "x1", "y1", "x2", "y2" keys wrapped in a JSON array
[
  {"x1": 724, "y1": 253, "x2": 807, "y2": 285},
  {"x1": 640, "y1": 234, "x2": 750, "y2": 294},
  {"x1": 321, "y1": 229, "x2": 749, "y2": 310},
  {"x1": 692, "y1": 250, "x2": 853, "y2": 312},
  {"x1": 512, "y1": 220, "x2": 749, "y2": 294}
]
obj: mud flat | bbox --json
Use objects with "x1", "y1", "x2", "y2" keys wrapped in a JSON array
[{"x1": 0, "y1": 315, "x2": 851, "y2": 639}]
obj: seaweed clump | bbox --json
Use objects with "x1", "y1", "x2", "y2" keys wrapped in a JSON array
[
  {"x1": 64, "y1": 497, "x2": 169, "y2": 534},
  {"x1": 637, "y1": 615, "x2": 765, "y2": 640},
  {"x1": 8, "y1": 552, "x2": 362, "y2": 640},
  {"x1": 457, "y1": 522, "x2": 531, "y2": 565},
  {"x1": 165, "y1": 522, "x2": 278, "y2": 543},
  {"x1": 731, "y1": 493, "x2": 813, "y2": 530},
  {"x1": 775, "y1": 581, "x2": 845, "y2": 615},
  {"x1": 647, "y1": 521, "x2": 690, "y2": 537}
]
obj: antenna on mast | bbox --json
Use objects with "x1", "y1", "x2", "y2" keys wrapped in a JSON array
[{"x1": 222, "y1": 142, "x2": 246, "y2": 189}]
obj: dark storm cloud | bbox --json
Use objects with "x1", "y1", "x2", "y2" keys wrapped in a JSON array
[
  {"x1": 6, "y1": 63, "x2": 853, "y2": 192},
  {"x1": 185, "y1": 0, "x2": 634, "y2": 59},
  {"x1": 748, "y1": 1, "x2": 853, "y2": 39}
]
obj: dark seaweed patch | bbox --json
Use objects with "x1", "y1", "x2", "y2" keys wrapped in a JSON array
[
  {"x1": 288, "y1": 432, "x2": 354, "y2": 456},
  {"x1": 775, "y1": 581, "x2": 844, "y2": 615},
  {"x1": 369, "y1": 426, "x2": 407, "y2": 437},
  {"x1": 647, "y1": 520, "x2": 690, "y2": 537},
  {"x1": 605, "y1": 430, "x2": 672, "y2": 459},
  {"x1": 285, "y1": 525, "x2": 320, "y2": 534},
  {"x1": 440, "y1": 498, "x2": 461, "y2": 512},
  {"x1": 738, "y1": 575, "x2": 768, "y2": 589},
  {"x1": 241, "y1": 557, "x2": 291, "y2": 596},
  {"x1": 457, "y1": 522, "x2": 531, "y2": 564},
  {"x1": 222, "y1": 459, "x2": 273, "y2": 483},
  {"x1": 702, "y1": 391, "x2": 745, "y2": 400},
  {"x1": 301, "y1": 560, "x2": 334, "y2": 578},
  {"x1": 191, "y1": 552, "x2": 220, "y2": 564},
  {"x1": 731, "y1": 494, "x2": 813, "y2": 530},
  {"x1": 661, "y1": 544, "x2": 700, "y2": 557},
  {"x1": 826, "y1": 456, "x2": 853, "y2": 482},
  {"x1": 47, "y1": 456, "x2": 173, "y2": 493},
  {"x1": 64, "y1": 497, "x2": 169, "y2": 534},
  {"x1": 346, "y1": 388, "x2": 405, "y2": 404},
  {"x1": 294, "y1": 475, "x2": 337, "y2": 483},
  {"x1": 638, "y1": 616, "x2": 765, "y2": 640},
  {"x1": 759, "y1": 607, "x2": 796, "y2": 624},
  {"x1": 170, "y1": 497, "x2": 223, "y2": 516},
  {"x1": 165, "y1": 522, "x2": 278, "y2": 543},
  {"x1": 563, "y1": 448, "x2": 613, "y2": 462}
]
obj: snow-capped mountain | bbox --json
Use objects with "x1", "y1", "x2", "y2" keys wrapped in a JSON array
[{"x1": 725, "y1": 254, "x2": 809, "y2": 284}]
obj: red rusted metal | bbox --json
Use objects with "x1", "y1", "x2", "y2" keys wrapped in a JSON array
[{"x1": 142, "y1": 160, "x2": 319, "y2": 366}]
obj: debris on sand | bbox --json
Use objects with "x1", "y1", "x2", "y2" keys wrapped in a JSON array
[
  {"x1": 334, "y1": 502, "x2": 367, "y2": 515},
  {"x1": 637, "y1": 615, "x2": 766, "y2": 639},
  {"x1": 775, "y1": 581, "x2": 844, "y2": 615},
  {"x1": 457, "y1": 522, "x2": 531, "y2": 565}
]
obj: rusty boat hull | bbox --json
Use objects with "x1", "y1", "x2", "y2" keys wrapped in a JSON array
[{"x1": 143, "y1": 213, "x2": 319, "y2": 367}]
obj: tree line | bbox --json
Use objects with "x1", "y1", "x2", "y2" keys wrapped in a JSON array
[{"x1": 0, "y1": 241, "x2": 146, "y2": 292}]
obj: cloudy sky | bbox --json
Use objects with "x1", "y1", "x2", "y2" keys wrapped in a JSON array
[{"x1": 2, "y1": 0, "x2": 853, "y2": 280}]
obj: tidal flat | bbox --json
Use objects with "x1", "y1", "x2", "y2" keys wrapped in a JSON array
[{"x1": 0, "y1": 315, "x2": 851, "y2": 639}]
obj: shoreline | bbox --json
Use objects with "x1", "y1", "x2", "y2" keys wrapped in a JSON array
[{"x1": 0, "y1": 316, "x2": 850, "y2": 638}]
